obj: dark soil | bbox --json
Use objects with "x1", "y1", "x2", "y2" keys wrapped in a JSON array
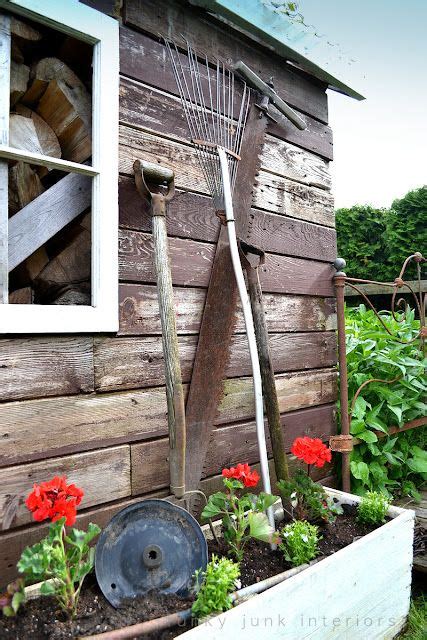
[{"x1": 0, "y1": 506, "x2": 385, "y2": 639}]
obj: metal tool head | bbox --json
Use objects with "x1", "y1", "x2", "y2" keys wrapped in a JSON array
[
  {"x1": 233, "y1": 60, "x2": 307, "y2": 131},
  {"x1": 95, "y1": 499, "x2": 208, "y2": 607}
]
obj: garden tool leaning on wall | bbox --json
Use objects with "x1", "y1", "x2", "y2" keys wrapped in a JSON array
[
  {"x1": 133, "y1": 159, "x2": 186, "y2": 499},
  {"x1": 165, "y1": 40, "x2": 307, "y2": 526},
  {"x1": 94, "y1": 161, "x2": 208, "y2": 608}
]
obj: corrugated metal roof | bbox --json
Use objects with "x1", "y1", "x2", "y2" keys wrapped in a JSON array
[{"x1": 189, "y1": 0, "x2": 365, "y2": 100}]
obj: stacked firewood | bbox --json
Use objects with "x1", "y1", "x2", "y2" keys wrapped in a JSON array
[{"x1": 8, "y1": 16, "x2": 92, "y2": 305}]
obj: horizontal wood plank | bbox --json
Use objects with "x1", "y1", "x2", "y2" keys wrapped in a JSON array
[
  {"x1": 119, "y1": 175, "x2": 336, "y2": 260},
  {"x1": 0, "y1": 385, "x2": 335, "y2": 468},
  {"x1": 118, "y1": 284, "x2": 336, "y2": 335},
  {"x1": 245, "y1": 209, "x2": 336, "y2": 261},
  {"x1": 253, "y1": 172, "x2": 334, "y2": 226},
  {"x1": 119, "y1": 230, "x2": 335, "y2": 295},
  {"x1": 121, "y1": 3, "x2": 329, "y2": 123},
  {"x1": 131, "y1": 437, "x2": 333, "y2": 496},
  {"x1": 0, "y1": 446, "x2": 130, "y2": 530},
  {"x1": 119, "y1": 124, "x2": 331, "y2": 195},
  {"x1": 0, "y1": 388, "x2": 168, "y2": 467},
  {"x1": 217, "y1": 368, "x2": 337, "y2": 425},
  {"x1": 119, "y1": 77, "x2": 333, "y2": 160},
  {"x1": 94, "y1": 333, "x2": 336, "y2": 392},
  {"x1": 0, "y1": 336, "x2": 94, "y2": 401},
  {"x1": 119, "y1": 175, "x2": 219, "y2": 241}
]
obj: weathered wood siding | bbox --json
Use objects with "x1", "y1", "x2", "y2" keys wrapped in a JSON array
[{"x1": 0, "y1": 0, "x2": 338, "y2": 584}]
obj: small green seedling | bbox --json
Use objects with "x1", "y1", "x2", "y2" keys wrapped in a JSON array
[
  {"x1": 357, "y1": 491, "x2": 390, "y2": 525},
  {"x1": 192, "y1": 555, "x2": 240, "y2": 620},
  {"x1": 279, "y1": 520, "x2": 320, "y2": 567}
]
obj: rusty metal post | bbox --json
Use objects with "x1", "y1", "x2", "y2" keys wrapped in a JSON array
[{"x1": 332, "y1": 258, "x2": 352, "y2": 493}]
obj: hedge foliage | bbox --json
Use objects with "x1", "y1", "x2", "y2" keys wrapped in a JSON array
[{"x1": 336, "y1": 186, "x2": 427, "y2": 282}]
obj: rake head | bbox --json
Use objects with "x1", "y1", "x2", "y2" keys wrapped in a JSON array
[{"x1": 165, "y1": 38, "x2": 251, "y2": 210}]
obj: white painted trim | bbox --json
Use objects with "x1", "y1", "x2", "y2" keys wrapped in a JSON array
[
  {"x1": 0, "y1": 0, "x2": 119, "y2": 333},
  {"x1": 0, "y1": 145, "x2": 99, "y2": 175}
]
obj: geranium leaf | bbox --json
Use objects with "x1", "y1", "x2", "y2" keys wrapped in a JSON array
[{"x1": 247, "y1": 512, "x2": 274, "y2": 543}]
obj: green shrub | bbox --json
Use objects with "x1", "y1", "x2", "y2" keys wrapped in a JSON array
[
  {"x1": 192, "y1": 555, "x2": 240, "y2": 620},
  {"x1": 357, "y1": 491, "x2": 390, "y2": 524},
  {"x1": 279, "y1": 520, "x2": 320, "y2": 567},
  {"x1": 336, "y1": 205, "x2": 388, "y2": 280},
  {"x1": 345, "y1": 305, "x2": 426, "y2": 498},
  {"x1": 336, "y1": 185, "x2": 427, "y2": 281}
]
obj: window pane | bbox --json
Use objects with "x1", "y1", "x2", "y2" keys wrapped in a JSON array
[
  {"x1": 8, "y1": 14, "x2": 92, "y2": 165},
  {"x1": 7, "y1": 160, "x2": 92, "y2": 306}
]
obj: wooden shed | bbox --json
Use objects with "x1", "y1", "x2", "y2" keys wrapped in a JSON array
[{"x1": 0, "y1": 0, "x2": 362, "y2": 585}]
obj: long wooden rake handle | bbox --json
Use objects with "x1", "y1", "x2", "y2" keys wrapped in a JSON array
[{"x1": 134, "y1": 161, "x2": 186, "y2": 499}]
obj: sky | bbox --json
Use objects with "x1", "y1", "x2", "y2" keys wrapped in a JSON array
[{"x1": 298, "y1": 0, "x2": 427, "y2": 209}]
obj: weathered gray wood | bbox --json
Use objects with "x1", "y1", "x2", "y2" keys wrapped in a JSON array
[
  {"x1": 119, "y1": 77, "x2": 333, "y2": 160},
  {"x1": 262, "y1": 135, "x2": 331, "y2": 190},
  {"x1": 149, "y1": 202, "x2": 186, "y2": 497},
  {"x1": 119, "y1": 230, "x2": 335, "y2": 296},
  {"x1": 94, "y1": 332, "x2": 336, "y2": 392},
  {"x1": 118, "y1": 284, "x2": 336, "y2": 336},
  {"x1": 132, "y1": 438, "x2": 333, "y2": 497},
  {"x1": 217, "y1": 368, "x2": 337, "y2": 425},
  {"x1": 245, "y1": 209, "x2": 336, "y2": 261},
  {"x1": 253, "y1": 171, "x2": 334, "y2": 226},
  {"x1": 0, "y1": 383, "x2": 335, "y2": 468},
  {"x1": 8, "y1": 172, "x2": 91, "y2": 271},
  {"x1": 0, "y1": 336, "x2": 94, "y2": 401},
  {"x1": 0, "y1": 446, "x2": 131, "y2": 530},
  {"x1": 345, "y1": 280, "x2": 427, "y2": 297},
  {"x1": 119, "y1": 124, "x2": 334, "y2": 227},
  {"x1": 119, "y1": 123, "x2": 332, "y2": 195},
  {"x1": 0, "y1": 14, "x2": 10, "y2": 303},
  {"x1": 119, "y1": 175, "x2": 335, "y2": 257},
  {"x1": 121, "y1": 2, "x2": 329, "y2": 123}
]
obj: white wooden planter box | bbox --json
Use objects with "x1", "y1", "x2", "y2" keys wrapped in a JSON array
[{"x1": 181, "y1": 488, "x2": 415, "y2": 640}]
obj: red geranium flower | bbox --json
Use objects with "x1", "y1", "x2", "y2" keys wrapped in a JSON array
[
  {"x1": 222, "y1": 463, "x2": 260, "y2": 488},
  {"x1": 291, "y1": 437, "x2": 332, "y2": 468},
  {"x1": 25, "y1": 476, "x2": 84, "y2": 526}
]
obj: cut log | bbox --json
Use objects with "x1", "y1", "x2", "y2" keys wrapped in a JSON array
[
  {"x1": 35, "y1": 228, "x2": 91, "y2": 301},
  {"x1": 9, "y1": 286, "x2": 33, "y2": 304},
  {"x1": 10, "y1": 60, "x2": 29, "y2": 107},
  {"x1": 53, "y1": 289, "x2": 91, "y2": 305},
  {"x1": 13, "y1": 105, "x2": 61, "y2": 159},
  {"x1": 8, "y1": 161, "x2": 44, "y2": 215},
  {"x1": 10, "y1": 16, "x2": 42, "y2": 44},
  {"x1": 37, "y1": 80, "x2": 91, "y2": 162},
  {"x1": 22, "y1": 58, "x2": 92, "y2": 163},
  {"x1": 25, "y1": 247, "x2": 49, "y2": 280}
]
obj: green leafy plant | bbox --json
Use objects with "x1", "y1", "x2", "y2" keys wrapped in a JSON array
[
  {"x1": 357, "y1": 491, "x2": 390, "y2": 525},
  {"x1": 191, "y1": 555, "x2": 240, "y2": 620},
  {"x1": 279, "y1": 520, "x2": 320, "y2": 567},
  {"x1": 201, "y1": 464, "x2": 279, "y2": 561},
  {"x1": 0, "y1": 579, "x2": 25, "y2": 617},
  {"x1": 345, "y1": 305, "x2": 426, "y2": 498},
  {"x1": 16, "y1": 476, "x2": 101, "y2": 619},
  {"x1": 278, "y1": 469, "x2": 342, "y2": 524},
  {"x1": 18, "y1": 518, "x2": 100, "y2": 618}
]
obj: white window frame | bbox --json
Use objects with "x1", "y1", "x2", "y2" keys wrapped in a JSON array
[{"x1": 0, "y1": 0, "x2": 119, "y2": 333}]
